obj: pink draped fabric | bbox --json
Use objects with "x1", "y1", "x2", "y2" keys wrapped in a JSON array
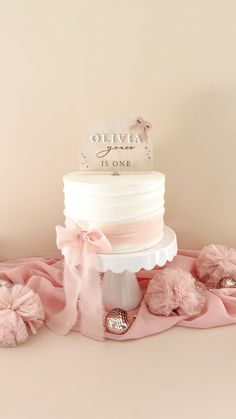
[{"x1": 1, "y1": 251, "x2": 236, "y2": 341}]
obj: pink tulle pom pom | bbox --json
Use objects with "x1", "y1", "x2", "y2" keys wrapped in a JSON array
[
  {"x1": 0, "y1": 284, "x2": 44, "y2": 347},
  {"x1": 145, "y1": 268, "x2": 206, "y2": 316},
  {"x1": 195, "y1": 244, "x2": 236, "y2": 288}
]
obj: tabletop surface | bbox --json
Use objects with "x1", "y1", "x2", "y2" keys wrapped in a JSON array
[{"x1": 1, "y1": 325, "x2": 235, "y2": 419}]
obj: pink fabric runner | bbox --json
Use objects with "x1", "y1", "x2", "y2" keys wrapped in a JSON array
[{"x1": 1, "y1": 250, "x2": 236, "y2": 341}]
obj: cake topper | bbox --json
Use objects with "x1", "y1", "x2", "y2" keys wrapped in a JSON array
[{"x1": 79, "y1": 116, "x2": 153, "y2": 173}]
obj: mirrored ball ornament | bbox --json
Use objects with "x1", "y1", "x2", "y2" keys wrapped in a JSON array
[
  {"x1": 105, "y1": 308, "x2": 131, "y2": 335},
  {"x1": 217, "y1": 277, "x2": 236, "y2": 289},
  {"x1": 0, "y1": 279, "x2": 12, "y2": 288}
]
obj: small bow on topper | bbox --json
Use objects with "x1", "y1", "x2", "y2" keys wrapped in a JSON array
[
  {"x1": 131, "y1": 117, "x2": 152, "y2": 141},
  {"x1": 47, "y1": 219, "x2": 111, "y2": 340}
]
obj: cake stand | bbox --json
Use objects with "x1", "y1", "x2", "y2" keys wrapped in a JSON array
[{"x1": 99, "y1": 225, "x2": 178, "y2": 311}]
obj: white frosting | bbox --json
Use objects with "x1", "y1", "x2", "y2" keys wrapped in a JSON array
[
  {"x1": 62, "y1": 171, "x2": 165, "y2": 252},
  {"x1": 64, "y1": 171, "x2": 165, "y2": 221}
]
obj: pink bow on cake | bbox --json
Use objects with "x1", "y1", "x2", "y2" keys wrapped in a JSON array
[
  {"x1": 131, "y1": 116, "x2": 152, "y2": 141},
  {"x1": 47, "y1": 219, "x2": 111, "y2": 340}
]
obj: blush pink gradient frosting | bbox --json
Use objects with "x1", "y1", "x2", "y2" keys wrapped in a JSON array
[{"x1": 67, "y1": 213, "x2": 164, "y2": 253}]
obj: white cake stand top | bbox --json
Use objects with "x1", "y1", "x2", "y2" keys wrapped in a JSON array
[{"x1": 98, "y1": 225, "x2": 177, "y2": 273}]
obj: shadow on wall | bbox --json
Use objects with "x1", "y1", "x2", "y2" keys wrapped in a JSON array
[{"x1": 159, "y1": 87, "x2": 236, "y2": 249}]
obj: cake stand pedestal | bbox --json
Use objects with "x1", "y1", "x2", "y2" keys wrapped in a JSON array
[{"x1": 98, "y1": 225, "x2": 178, "y2": 311}]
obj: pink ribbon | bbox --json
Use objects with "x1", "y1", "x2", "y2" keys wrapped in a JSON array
[
  {"x1": 47, "y1": 219, "x2": 111, "y2": 340},
  {"x1": 131, "y1": 116, "x2": 152, "y2": 141}
]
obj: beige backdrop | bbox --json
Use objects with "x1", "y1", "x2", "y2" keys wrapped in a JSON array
[{"x1": 0, "y1": 0, "x2": 236, "y2": 259}]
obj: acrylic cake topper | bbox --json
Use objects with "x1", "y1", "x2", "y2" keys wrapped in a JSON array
[{"x1": 79, "y1": 116, "x2": 153, "y2": 172}]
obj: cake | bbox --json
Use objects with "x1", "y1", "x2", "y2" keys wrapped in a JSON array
[{"x1": 62, "y1": 171, "x2": 165, "y2": 253}]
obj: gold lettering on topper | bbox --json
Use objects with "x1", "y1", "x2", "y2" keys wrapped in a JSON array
[
  {"x1": 90, "y1": 133, "x2": 141, "y2": 144},
  {"x1": 101, "y1": 160, "x2": 131, "y2": 167},
  {"x1": 96, "y1": 145, "x2": 135, "y2": 159}
]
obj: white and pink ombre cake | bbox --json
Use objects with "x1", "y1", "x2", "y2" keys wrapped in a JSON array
[{"x1": 62, "y1": 171, "x2": 165, "y2": 253}]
